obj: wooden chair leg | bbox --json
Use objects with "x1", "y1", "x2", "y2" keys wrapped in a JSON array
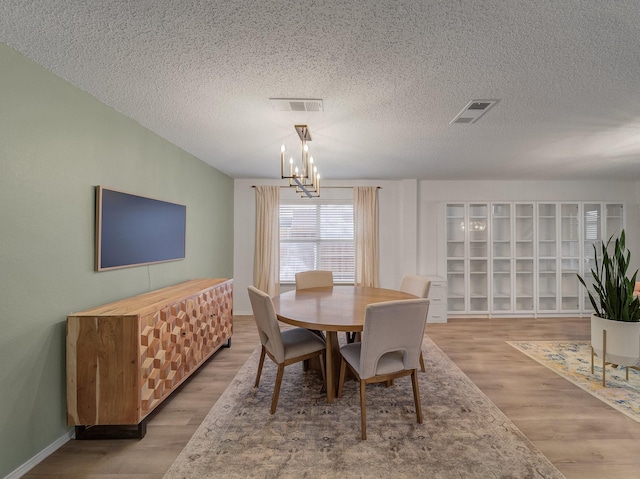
[
  {"x1": 270, "y1": 364, "x2": 285, "y2": 414},
  {"x1": 411, "y1": 369, "x2": 423, "y2": 424},
  {"x1": 319, "y1": 351, "x2": 327, "y2": 386},
  {"x1": 419, "y1": 351, "x2": 426, "y2": 373},
  {"x1": 360, "y1": 379, "x2": 367, "y2": 440},
  {"x1": 255, "y1": 346, "x2": 266, "y2": 388},
  {"x1": 337, "y1": 357, "x2": 347, "y2": 398}
]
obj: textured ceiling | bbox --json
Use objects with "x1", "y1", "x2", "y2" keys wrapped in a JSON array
[{"x1": 2, "y1": 0, "x2": 640, "y2": 181}]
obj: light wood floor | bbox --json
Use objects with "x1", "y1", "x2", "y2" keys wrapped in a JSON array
[{"x1": 22, "y1": 316, "x2": 640, "y2": 478}]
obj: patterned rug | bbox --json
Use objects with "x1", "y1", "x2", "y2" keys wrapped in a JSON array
[
  {"x1": 164, "y1": 335, "x2": 562, "y2": 479},
  {"x1": 507, "y1": 341, "x2": 640, "y2": 423}
]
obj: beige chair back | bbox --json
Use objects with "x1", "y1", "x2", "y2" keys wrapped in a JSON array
[
  {"x1": 399, "y1": 275, "x2": 431, "y2": 298},
  {"x1": 295, "y1": 270, "x2": 334, "y2": 290},
  {"x1": 248, "y1": 286, "x2": 286, "y2": 363},
  {"x1": 360, "y1": 299, "x2": 429, "y2": 379}
]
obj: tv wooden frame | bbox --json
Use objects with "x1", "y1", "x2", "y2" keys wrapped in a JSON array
[{"x1": 95, "y1": 186, "x2": 186, "y2": 271}]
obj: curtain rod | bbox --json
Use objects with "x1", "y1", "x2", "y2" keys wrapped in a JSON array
[{"x1": 251, "y1": 185, "x2": 382, "y2": 189}]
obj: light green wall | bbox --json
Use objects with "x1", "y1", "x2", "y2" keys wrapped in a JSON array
[{"x1": 0, "y1": 43, "x2": 234, "y2": 476}]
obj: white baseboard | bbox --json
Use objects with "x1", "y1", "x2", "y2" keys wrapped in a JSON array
[{"x1": 4, "y1": 429, "x2": 73, "y2": 479}]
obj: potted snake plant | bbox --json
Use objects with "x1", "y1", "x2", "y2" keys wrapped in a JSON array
[{"x1": 577, "y1": 229, "x2": 640, "y2": 367}]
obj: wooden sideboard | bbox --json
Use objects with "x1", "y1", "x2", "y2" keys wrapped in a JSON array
[{"x1": 66, "y1": 278, "x2": 233, "y2": 438}]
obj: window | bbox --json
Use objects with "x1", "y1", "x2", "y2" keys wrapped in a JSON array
[{"x1": 280, "y1": 201, "x2": 354, "y2": 284}]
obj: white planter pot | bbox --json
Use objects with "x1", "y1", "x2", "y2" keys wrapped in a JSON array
[{"x1": 590, "y1": 314, "x2": 640, "y2": 367}]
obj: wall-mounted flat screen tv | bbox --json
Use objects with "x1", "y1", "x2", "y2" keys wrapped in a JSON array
[{"x1": 95, "y1": 186, "x2": 186, "y2": 271}]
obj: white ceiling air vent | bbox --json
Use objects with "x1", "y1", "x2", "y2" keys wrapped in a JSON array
[
  {"x1": 269, "y1": 98, "x2": 324, "y2": 112},
  {"x1": 450, "y1": 100, "x2": 498, "y2": 124}
]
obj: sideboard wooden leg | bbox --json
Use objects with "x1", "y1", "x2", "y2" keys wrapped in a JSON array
[{"x1": 74, "y1": 420, "x2": 147, "y2": 440}]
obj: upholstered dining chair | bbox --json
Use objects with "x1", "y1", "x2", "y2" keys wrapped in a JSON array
[
  {"x1": 295, "y1": 270, "x2": 334, "y2": 290},
  {"x1": 337, "y1": 298, "x2": 430, "y2": 440},
  {"x1": 399, "y1": 275, "x2": 431, "y2": 372},
  {"x1": 247, "y1": 286, "x2": 327, "y2": 414},
  {"x1": 399, "y1": 274, "x2": 431, "y2": 298}
]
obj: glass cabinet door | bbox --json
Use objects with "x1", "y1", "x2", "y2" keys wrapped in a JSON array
[
  {"x1": 606, "y1": 204, "x2": 624, "y2": 238},
  {"x1": 582, "y1": 204, "x2": 601, "y2": 313},
  {"x1": 446, "y1": 204, "x2": 466, "y2": 312},
  {"x1": 492, "y1": 203, "x2": 511, "y2": 312},
  {"x1": 469, "y1": 259, "x2": 488, "y2": 312},
  {"x1": 468, "y1": 204, "x2": 488, "y2": 312},
  {"x1": 514, "y1": 203, "x2": 534, "y2": 312},
  {"x1": 560, "y1": 203, "x2": 580, "y2": 311},
  {"x1": 537, "y1": 203, "x2": 558, "y2": 312}
]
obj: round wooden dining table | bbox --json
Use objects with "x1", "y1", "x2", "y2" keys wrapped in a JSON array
[{"x1": 272, "y1": 285, "x2": 417, "y2": 403}]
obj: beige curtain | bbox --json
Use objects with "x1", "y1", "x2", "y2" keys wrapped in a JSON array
[
  {"x1": 253, "y1": 186, "x2": 280, "y2": 296},
  {"x1": 354, "y1": 187, "x2": 379, "y2": 287}
]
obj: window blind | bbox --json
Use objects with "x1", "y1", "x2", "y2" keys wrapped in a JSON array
[{"x1": 280, "y1": 201, "x2": 354, "y2": 284}]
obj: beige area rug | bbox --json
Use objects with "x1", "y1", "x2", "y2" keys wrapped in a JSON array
[
  {"x1": 164, "y1": 336, "x2": 563, "y2": 479},
  {"x1": 508, "y1": 341, "x2": 640, "y2": 423}
]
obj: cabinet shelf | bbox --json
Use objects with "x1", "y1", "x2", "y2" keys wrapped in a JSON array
[{"x1": 447, "y1": 292, "x2": 465, "y2": 298}]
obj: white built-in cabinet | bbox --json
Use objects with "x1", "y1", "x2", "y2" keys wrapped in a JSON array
[{"x1": 446, "y1": 202, "x2": 624, "y2": 317}]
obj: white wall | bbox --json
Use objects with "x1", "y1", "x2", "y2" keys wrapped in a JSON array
[{"x1": 234, "y1": 178, "x2": 640, "y2": 315}]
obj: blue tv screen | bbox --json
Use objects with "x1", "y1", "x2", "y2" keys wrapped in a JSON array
[{"x1": 96, "y1": 186, "x2": 186, "y2": 271}]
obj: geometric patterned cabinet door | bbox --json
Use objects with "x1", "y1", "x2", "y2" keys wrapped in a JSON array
[{"x1": 67, "y1": 278, "x2": 232, "y2": 437}]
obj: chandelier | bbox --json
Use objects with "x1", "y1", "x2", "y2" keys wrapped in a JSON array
[{"x1": 280, "y1": 125, "x2": 320, "y2": 197}]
